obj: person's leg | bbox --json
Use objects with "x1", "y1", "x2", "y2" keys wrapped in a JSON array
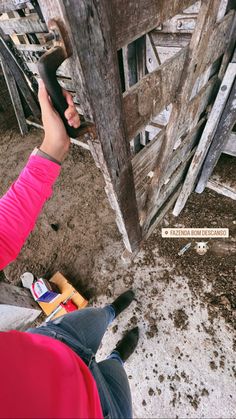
[
  {"x1": 28, "y1": 305, "x2": 115, "y2": 355},
  {"x1": 90, "y1": 327, "x2": 139, "y2": 418},
  {"x1": 28, "y1": 289, "x2": 135, "y2": 355},
  {"x1": 95, "y1": 358, "x2": 132, "y2": 418}
]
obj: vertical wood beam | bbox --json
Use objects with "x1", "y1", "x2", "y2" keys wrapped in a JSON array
[
  {"x1": 0, "y1": 33, "x2": 40, "y2": 118},
  {"x1": 195, "y1": 74, "x2": 236, "y2": 193},
  {"x1": 38, "y1": 0, "x2": 141, "y2": 251},
  {"x1": 1, "y1": 59, "x2": 28, "y2": 135},
  {"x1": 63, "y1": 0, "x2": 141, "y2": 251},
  {"x1": 141, "y1": 0, "x2": 224, "y2": 230},
  {"x1": 173, "y1": 61, "x2": 235, "y2": 214}
]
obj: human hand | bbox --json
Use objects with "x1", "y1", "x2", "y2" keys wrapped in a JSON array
[{"x1": 38, "y1": 79, "x2": 80, "y2": 162}]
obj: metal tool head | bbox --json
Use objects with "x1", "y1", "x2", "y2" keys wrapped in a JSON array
[{"x1": 47, "y1": 18, "x2": 72, "y2": 59}]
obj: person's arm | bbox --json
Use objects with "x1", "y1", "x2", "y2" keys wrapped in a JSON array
[{"x1": 0, "y1": 80, "x2": 80, "y2": 270}]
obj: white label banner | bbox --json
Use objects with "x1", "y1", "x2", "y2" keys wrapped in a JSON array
[{"x1": 162, "y1": 228, "x2": 229, "y2": 238}]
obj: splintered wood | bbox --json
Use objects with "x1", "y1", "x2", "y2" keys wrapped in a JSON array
[{"x1": 0, "y1": 0, "x2": 235, "y2": 252}]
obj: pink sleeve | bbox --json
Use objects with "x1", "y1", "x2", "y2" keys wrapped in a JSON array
[{"x1": 0, "y1": 155, "x2": 60, "y2": 270}]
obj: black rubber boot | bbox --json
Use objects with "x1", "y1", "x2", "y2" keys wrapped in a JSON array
[
  {"x1": 110, "y1": 289, "x2": 135, "y2": 318},
  {"x1": 112, "y1": 327, "x2": 139, "y2": 362}
]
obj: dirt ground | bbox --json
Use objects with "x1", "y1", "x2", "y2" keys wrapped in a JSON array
[
  {"x1": 0, "y1": 124, "x2": 235, "y2": 418},
  {"x1": 0, "y1": 125, "x2": 120, "y2": 296}
]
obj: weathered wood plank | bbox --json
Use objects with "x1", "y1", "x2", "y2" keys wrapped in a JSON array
[
  {"x1": 144, "y1": 185, "x2": 182, "y2": 240},
  {"x1": 0, "y1": 305, "x2": 41, "y2": 331},
  {"x1": 111, "y1": 0, "x2": 196, "y2": 49},
  {"x1": 199, "y1": 10, "x2": 235, "y2": 76},
  {"x1": 1, "y1": 58, "x2": 28, "y2": 135},
  {"x1": 146, "y1": 33, "x2": 160, "y2": 73},
  {"x1": 165, "y1": 118, "x2": 206, "y2": 181},
  {"x1": 183, "y1": 2, "x2": 201, "y2": 14},
  {"x1": 134, "y1": 118, "x2": 204, "y2": 212},
  {"x1": 217, "y1": 0, "x2": 229, "y2": 21},
  {"x1": 136, "y1": 35, "x2": 147, "y2": 146},
  {"x1": 122, "y1": 40, "x2": 143, "y2": 154},
  {"x1": 0, "y1": 14, "x2": 47, "y2": 35},
  {"x1": 218, "y1": 12, "x2": 236, "y2": 80},
  {"x1": 124, "y1": 10, "x2": 233, "y2": 142},
  {"x1": 156, "y1": 147, "x2": 196, "y2": 213},
  {"x1": 0, "y1": 27, "x2": 39, "y2": 92},
  {"x1": 151, "y1": 32, "x2": 192, "y2": 48},
  {"x1": 139, "y1": 72, "x2": 216, "y2": 212},
  {"x1": 196, "y1": 76, "x2": 236, "y2": 193},
  {"x1": 16, "y1": 43, "x2": 48, "y2": 53},
  {"x1": 155, "y1": 14, "x2": 197, "y2": 34},
  {"x1": 179, "y1": 74, "x2": 218, "y2": 134},
  {"x1": 88, "y1": 136, "x2": 141, "y2": 251},
  {"x1": 173, "y1": 61, "x2": 236, "y2": 215},
  {"x1": 0, "y1": 34, "x2": 40, "y2": 118},
  {"x1": 156, "y1": 46, "x2": 182, "y2": 64},
  {"x1": 142, "y1": 148, "x2": 195, "y2": 229},
  {"x1": 0, "y1": 282, "x2": 41, "y2": 331},
  {"x1": 141, "y1": 0, "x2": 223, "y2": 230},
  {"x1": 223, "y1": 132, "x2": 236, "y2": 157},
  {"x1": 123, "y1": 47, "x2": 187, "y2": 140},
  {"x1": 134, "y1": 76, "x2": 216, "y2": 215},
  {"x1": 207, "y1": 178, "x2": 236, "y2": 200},
  {"x1": 132, "y1": 129, "x2": 165, "y2": 191},
  {"x1": 0, "y1": 282, "x2": 39, "y2": 309},
  {"x1": 0, "y1": 1, "x2": 27, "y2": 14},
  {"x1": 122, "y1": 43, "x2": 137, "y2": 90},
  {"x1": 38, "y1": 0, "x2": 141, "y2": 251}
]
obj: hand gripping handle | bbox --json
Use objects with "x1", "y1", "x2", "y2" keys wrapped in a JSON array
[{"x1": 38, "y1": 46, "x2": 87, "y2": 139}]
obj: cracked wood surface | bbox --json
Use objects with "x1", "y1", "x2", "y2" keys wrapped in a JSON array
[
  {"x1": 173, "y1": 61, "x2": 236, "y2": 215},
  {"x1": 140, "y1": 1, "x2": 232, "y2": 231},
  {"x1": 111, "y1": 0, "x2": 196, "y2": 49}
]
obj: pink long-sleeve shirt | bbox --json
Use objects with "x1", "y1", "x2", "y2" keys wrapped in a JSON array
[
  {"x1": 0, "y1": 155, "x2": 103, "y2": 418},
  {"x1": 0, "y1": 154, "x2": 60, "y2": 269}
]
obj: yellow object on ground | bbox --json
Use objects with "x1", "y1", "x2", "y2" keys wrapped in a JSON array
[{"x1": 38, "y1": 271, "x2": 88, "y2": 319}]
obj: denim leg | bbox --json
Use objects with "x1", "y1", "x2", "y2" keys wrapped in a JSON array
[
  {"x1": 28, "y1": 305, "x2": 115, "y2": 355},
  {"x1": 95, "y1": 359, "x2": 132, "y2": 418},
  {"x1": 107, "y1": 350, "x2": 124, "y2": 366}
]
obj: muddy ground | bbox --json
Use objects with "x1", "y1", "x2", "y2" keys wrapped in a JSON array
[{"x1": 0, "y1": 123, "x2": 235, "y2": 418}]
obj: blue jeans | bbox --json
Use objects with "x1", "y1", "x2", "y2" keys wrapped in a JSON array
[{"x1": 27, "y1": 306, "x2": 132, "y2": 419}]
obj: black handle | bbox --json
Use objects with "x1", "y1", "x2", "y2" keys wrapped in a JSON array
[{"x1": 38, "y1": 46, "x2": 82, "y2": 138}]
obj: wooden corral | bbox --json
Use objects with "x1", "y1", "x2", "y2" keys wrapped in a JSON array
[
  {"x1": 0, "y1": 66, "x2": 17, "y2": 130},
  {"x1": 0, "y1": 0, "x2": 235, "y2": 252}
]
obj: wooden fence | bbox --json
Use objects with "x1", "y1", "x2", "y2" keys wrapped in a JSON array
[{"x1": 0, "y1": 0, "x2": 235, "y2": 252}]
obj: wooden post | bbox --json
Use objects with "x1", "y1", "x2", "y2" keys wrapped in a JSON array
[
  {"x1": 38, "y1": 0, "x2": 141, "y2": 252},
  {"x1": 196, "y1": 75, "x2": 236, "y2": 193},
  {"x1": 1, "y1": 59, "x2": 28, "y2": 135},
  {"x1": 142, "y1": 0, "x2": 234, "y2": 231},
  {"x1": 0, "y1": 282, "x2": 41, "y2": 331},
  {"x1": 0, "y1": 33, "x2": 40, "y2": 119},
  {"x1": 173, "y1": 60, "x2": 236, "y2": 215}
]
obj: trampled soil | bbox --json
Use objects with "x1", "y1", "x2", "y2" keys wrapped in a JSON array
[
  {"x1": 0, "y1": 126, "x2": 120, "y2": 297},
  {"x1": 0, "y1": 124, "x2": 235, "y2": 328},
  {"x1": 0, "y1": 123, "x2": 235, "y2": 418}
]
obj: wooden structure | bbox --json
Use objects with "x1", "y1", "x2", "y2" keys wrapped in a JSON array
[
  {"x1": 0, "y1": 0, "x2": 235, "y2": 252},
  {"x1": 0, "y1": 281, "x2": 41, "y2": 331},
  {"x1": 0, "y1": 65, "x2": 17, "y2": 130}
]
